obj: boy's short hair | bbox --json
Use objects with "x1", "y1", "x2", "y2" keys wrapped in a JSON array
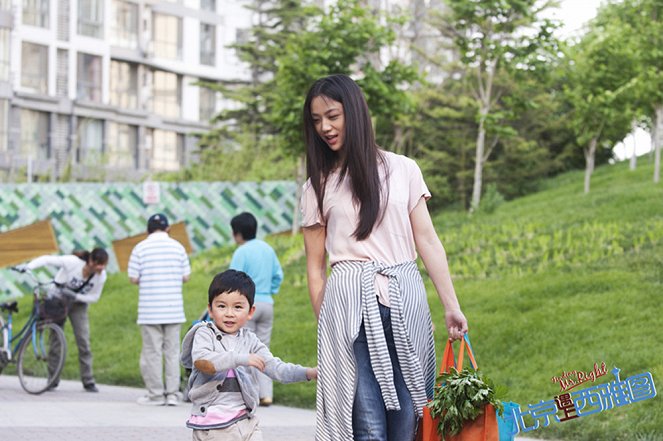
[
  {"x1": 208, "y1": 269, "x2": 256, "y2": 307},
  {"x1": 230, "y1": 212, "x2": 258, "y2": 241}
]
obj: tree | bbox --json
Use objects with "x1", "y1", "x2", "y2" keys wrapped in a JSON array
[
  {"x1": 268, "y1": 0, "x2": 418, "y2": 231},
  {"x1": 432, "y1": 0, "x2": 560, "y2": 211},
  {"x1": 171, "y1": 0, "x2": 318, "y2": 183},
  {"x1": 615, "y1": 0, "x2": 663, "y2": 182},
  {"x1": 563, "y1": 6, "x2": 637, "y2": 193}
]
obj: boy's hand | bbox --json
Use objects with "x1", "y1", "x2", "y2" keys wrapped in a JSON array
[
  {"x1": 247, "y1": 354, "x2": 265, "y2": 371},
  {"x1": 306, "y1": 367, "x2": 318, "y2": 381},
  {"x1": 194, "y1": 359, "x2": 216, "y2": 375}
]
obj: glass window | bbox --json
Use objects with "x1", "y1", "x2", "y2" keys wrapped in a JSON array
[
  {"x1": 200, "y1": 23, "x2": 215, "y2": 66},
  {"x1": 56, "y1": 49, "x2": 68, "y2": 97},
  {"x1": 20, "y1": 109, "x2": 50, "y2": 158},
  {"x1": 23, "y1": 0, "x2": 49, "y2": 28},
  {"x1": 152, "y1": 13, "x2": 181, "y2": 60},
  {"x1": 110, "y1": 60, "x2": 138, "y2": 109},
  {"x1": 57, "y1": 0, "x2": 70, "y2": 40},
  {"x1": 76, "y1": 117, "x2": 103, "y2": 164},
  {"x1": 0, "y1": 99, "x2": 7, "y2": 152},
  {"x1": 200, "y1": 0, "x2": 215, "y2": 12},
  {"x1": 151, "y1": 129, "x2": 181, "y2": 171},
  {"x1": 107, "y1": 122, "x2": 137, "y2": 167},
  {"x1": 21, "y1": 42, "x2": 49, "y2": 94},
  {"x1": 199, "y1": 84, "x2": 216, "y2": 122},
  {"x1": 0, "y1": 29, "x2": 9, "y2": 81},
  {"x1": 77, "y1": 52, "x2": 102, "y2": 102},
  {"x1": 111, "y1": 0, "x2": 139, "y2": 49},
  {"x1": 152, "y1": 70, "x2": 180, "y2": 118},
  {"x1": 78, "y1": 0, "x2": 103, "y2": 38}
]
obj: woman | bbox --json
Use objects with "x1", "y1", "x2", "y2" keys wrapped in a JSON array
[
  {"x1": 25, "y1": 248, "x2": 109, "y2": 392},
  {"x1": 301, "y1": 74, "x2": 468, "y2": 441}
]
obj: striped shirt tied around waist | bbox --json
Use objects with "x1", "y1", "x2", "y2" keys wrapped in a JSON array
[
  {"x1": 316, "y1": 259, "x2": 435, "y2": 440},
  {"x1": 356, "y1": 259, "x2": 430, "y2": 413}
]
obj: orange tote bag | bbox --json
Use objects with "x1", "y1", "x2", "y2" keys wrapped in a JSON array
[{"x1": 418, "y1": 335, "x2": 499, "y2": 441}]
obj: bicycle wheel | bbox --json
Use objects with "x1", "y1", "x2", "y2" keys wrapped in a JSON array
[{"x1": 17, "y1": 322, "x2": 66, "y2": 394}]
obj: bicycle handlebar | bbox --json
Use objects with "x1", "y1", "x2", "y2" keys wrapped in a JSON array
[{"x1": 10, "y1": 267, "x2": 54, "y2": 288}]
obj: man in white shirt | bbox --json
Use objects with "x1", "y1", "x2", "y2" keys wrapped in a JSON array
[{"x1": 128, "y1": 213, "x2": 191, "y2": 406}]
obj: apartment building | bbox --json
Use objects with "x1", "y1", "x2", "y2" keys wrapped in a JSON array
[{"x1": 0, "y1": 0, "x2": 252, "y2": 181}]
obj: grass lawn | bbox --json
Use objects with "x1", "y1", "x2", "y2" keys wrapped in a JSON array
[{"x1": 3, "y1": 157, "x2": 662, "y2": 440}]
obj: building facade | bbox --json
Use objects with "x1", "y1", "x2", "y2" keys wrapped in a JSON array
[{"x1": 0, "y1": 0, "x2": 252, "y2": 181}]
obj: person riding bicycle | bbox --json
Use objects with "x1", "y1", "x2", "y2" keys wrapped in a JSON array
[{"x1": 20, "y1": 248, "x2": 109, "y2": 392}]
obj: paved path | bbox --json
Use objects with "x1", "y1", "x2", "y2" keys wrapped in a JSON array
[{"x1": 0, "y1": 375, "x2": 540, "y2": 441}]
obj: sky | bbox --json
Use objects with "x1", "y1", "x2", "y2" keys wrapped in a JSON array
[{"x1": 545, "y1": 0, "x2": 652, "y2": 161}]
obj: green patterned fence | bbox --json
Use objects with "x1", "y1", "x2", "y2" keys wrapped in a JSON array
[{"x1": 0, "y1": 181, "x2": 297, "y2": 298}]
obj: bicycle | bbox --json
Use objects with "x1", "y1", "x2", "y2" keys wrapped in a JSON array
[{"x1": 0, "y1": 267, "x2": 67, "y2": 394}]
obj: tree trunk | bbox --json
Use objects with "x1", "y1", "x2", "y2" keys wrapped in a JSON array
[
  {"x1": 470, "y1": 109, "x2": 487, "y2": 211},
  {"x1": 291, "y1": 154, "x2": 306, "y2": 235},
  {"x1": 584, "y1": 137, "x2": 598, "y2": 194},
  {"x1": 629, "y1": 121, "x2": 637, "y2": 171},
  {"x1": 654, "y1": 104, "x2": 662, "y2": 183}
]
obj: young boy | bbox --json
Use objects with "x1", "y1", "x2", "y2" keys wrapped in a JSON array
[{"x1": 181, "y1": 269, "x2": 316, "y2": 441}]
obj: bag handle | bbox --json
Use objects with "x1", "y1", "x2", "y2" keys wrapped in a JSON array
[{"x1": 441, "y1": 333, "x2": 478, "y2": 375}]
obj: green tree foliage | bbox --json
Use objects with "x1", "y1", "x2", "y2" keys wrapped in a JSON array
[
  {"x1": 177, "y1": 0, "x2": 417, "y2": 183},
  {"x1": 562, "y1": 5, "x2": 638, "y2": 193},
  {"x1": 407, "y1": 46, "x2": 578, "y2": 211},
  {"x1": 608, "y1": 0, "x2": 663, "y2": 181},
  {"x1": 269, "y1": 0, "x2": 418, "y2": 157},
  {"x1": 431, "y1": 0, "x2": 561, "y2": 211},
  {"x1": 165, "y1": 0, "x2": 317, "y2": 182}
]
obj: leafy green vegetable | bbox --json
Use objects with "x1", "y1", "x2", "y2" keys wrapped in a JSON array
[{"x1": 427, "y1": 367, "x2": 504, "y2": 437}]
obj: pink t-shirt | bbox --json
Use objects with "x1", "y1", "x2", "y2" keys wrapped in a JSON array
[{"x1": 301, "y1": 151, "x2": 431, "y2": 305}]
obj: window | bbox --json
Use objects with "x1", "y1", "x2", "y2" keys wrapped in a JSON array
[
  {"x1": 21, "y1": 42, "x2": 48, "y2": 94},
  {"x1": 57, "y1": 0, "x2": 70, "y2": 40},
  {"x1": 199, "y1": 84, "x2": 216, "y2": 122},
  {"x1": 56, "y1": 49, "x2": 69, "y2": 97},
  {"x1": 111, "y1": 0, "x2": 139, "y2": 49},
  {"x1": 152, "y1": 13, "x2": 181, "y2": 60},
  {"x1": 77, "y1": 52, "x2": 102, "y2": 102},
  {"x1": 20, "y1": 109, "x2": 50, "y2": 159},
  {"x1": 0, "y1": 29, "x2": 9, "y2": 81},
  {"x1": 23, "y1": 0, "x2": 49, "y2": 28},
  {"x1": 152, "y1": 70, "x2": 180, "y2": 118},
  {"x1": 110, "y1": 60, "x2": 138, "y2": 109},
  {"x1": 78, "y1": 0, "x2": 103, "y2": 38},
  {"x1": 76, "y1": 117, "x2": 103, "y2": 164},
  {"x1": 0, "y1": 99, "x2": 7, "y2": 152},
  {"x1": 200, "y1": 23, "x2": 215, "y2": 66},
  {"x1": 200, "y1": 0, "x2": 215, "y2": 12},
  {"x1": 107, "y1": 122, "x2": 137, "y2": 167},
  {"x1": 151, "y1": 129, "x2": 181, "y2": 171}
]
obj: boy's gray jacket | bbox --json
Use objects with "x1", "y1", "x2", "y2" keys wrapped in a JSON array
[{"x1": 181, "y1": 321, "x2": 309, "y2": 418}]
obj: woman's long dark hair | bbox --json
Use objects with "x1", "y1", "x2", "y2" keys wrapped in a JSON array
[
  {"x1": 73, "y1": 248, "x2": 109, "y2": 265},
  {"x1": 303, "y1": 74, "x2": 386, "y2": 241}
]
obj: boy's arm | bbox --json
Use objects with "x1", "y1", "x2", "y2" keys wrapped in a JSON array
[
  {"x1": 191, "y1": 328, "x2": 253, "y2": 374},
  {"x1": 251, "y1": 335, "x2": 312, "y2": 384}
]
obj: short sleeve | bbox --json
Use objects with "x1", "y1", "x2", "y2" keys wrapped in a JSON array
[
  {"x1": 407, "y1": 158, "x2": 431, "y2": 213},
  {"x1": 300, "y1": 179, "x2": 325, "y2": 227}
]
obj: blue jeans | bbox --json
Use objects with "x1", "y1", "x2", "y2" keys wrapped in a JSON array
[{"x1": 352, "y1": 303, "x2": 417, "y2": 441}]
